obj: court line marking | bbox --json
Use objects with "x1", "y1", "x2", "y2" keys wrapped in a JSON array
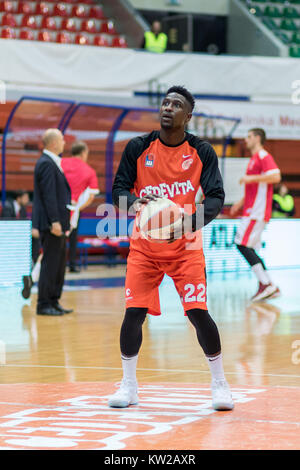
[{"x1": 2, "y1": 364, "x2": 300, "y2": 379}]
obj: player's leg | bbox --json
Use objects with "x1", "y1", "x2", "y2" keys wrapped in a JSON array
[
  {"x1": 168, "y1": 254, "x2": 234, "y2": 411},
  {"x1": 186, "y1": 308, "x2": 234, "y2": 410},
  {"x1": 108, "y1": 307, "x2": 147, "y2": 408},
  {"x1": 108, "y1": 250, "x2": 163, "y2": 408},
  {"x1": 235, "y1": 218, "x2": 279, "y2": 301}
]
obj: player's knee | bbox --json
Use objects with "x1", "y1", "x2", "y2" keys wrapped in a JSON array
[{"x1": 124, "y1": 307, "x2": 148, "y2": 325}]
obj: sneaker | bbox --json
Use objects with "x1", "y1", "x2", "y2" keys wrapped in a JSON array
[
  {"x1": 268, "y1": 287, "x2": 281, "y2": 299},
  {"x1": 251, "y1": 283, "x2": 278, "y2": 302},
  {"x1": 211, "y1": 379, "x2": 234, "y2": 411},
  {"x1": 22, "y1": 275, "x2": 33, "y2": 299},
  {"x1": 108, "y1": 379, "x2": 139, "y2": 408}
]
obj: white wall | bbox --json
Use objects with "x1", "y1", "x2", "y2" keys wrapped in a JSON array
[{"x1": 129, "y1": 0, "x2": 229, "y2": 16}]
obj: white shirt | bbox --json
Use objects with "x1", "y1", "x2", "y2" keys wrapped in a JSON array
[
  {"x1": 43, "y1": 149, "x2": 63, "y2": 172},
  {"x1": 13, "y1": 200, "x2": 21, "y2": 217}
]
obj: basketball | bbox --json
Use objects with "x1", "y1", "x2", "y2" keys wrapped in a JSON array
[{"x1": 137, "y1": 197, "x2": 183, "y2": 242}]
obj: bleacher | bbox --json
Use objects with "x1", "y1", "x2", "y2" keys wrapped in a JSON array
[
  {"x1": 0, "y1": 0, "x2": 128, "y2": 47},
  {"x1": 242, "y1": 0, "x2": 300, "y2": 56}
]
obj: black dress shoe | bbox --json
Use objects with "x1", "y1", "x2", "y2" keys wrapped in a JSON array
[
  {"x1": 69, "y1": 266, "x2": 80, "y2": 273},
  {"x1": 22, "y1": 275, "x2": 33, "y2": 299},
  {"x1": 54, "y1": 303, "x2": 74, "y2": 314},
  {"x1": 37, "y1": 306, "x2": 63, "y2": 316}
]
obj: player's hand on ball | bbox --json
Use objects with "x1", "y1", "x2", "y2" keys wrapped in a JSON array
[
  {"x1": 168, "y1": 209, "x2": 187, "y2": 243},
  {"x1": 132, "y1": 194, "x2": 161, "y2": 213}
]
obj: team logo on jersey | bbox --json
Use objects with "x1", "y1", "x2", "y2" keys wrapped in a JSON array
[
  {"x1": 145, "y1": 154, "x2": 155, "y2": 167},
  {"x1": 182, "y1": 158, "x2": 193, "y2": 170}
]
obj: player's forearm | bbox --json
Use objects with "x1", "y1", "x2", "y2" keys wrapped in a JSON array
[
  {"x1": 79, "y1": 195, "x2": 95, "y2": 212},
  {"x1": 112, "y1": 187, "x2": 139, "y2": 211},
  {"x1": 245, "y1": 172, "x2": 281, "y2": 184},
  {"x1": 191, "y1": 196, "x2": 224, "y2": 230}
]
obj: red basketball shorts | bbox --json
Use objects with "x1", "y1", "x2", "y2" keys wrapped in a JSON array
[
  {"x1": 125, "y1": 248, "x2": 207, "y2": 315},
  {"x1": 234, "y1": 217, "x2": 266, "y2": 250}
]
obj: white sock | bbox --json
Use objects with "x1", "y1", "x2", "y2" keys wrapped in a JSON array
[
  {"x1": 206, "y1": 352, "x2": 226, "y2": 382},
  {"x1": 251, "y1": 263, "x2": 271, "y2": 285},
  {"x1": 31, "y1": 261, "x2": 41, "y2": 283},
  {"x1": 121, "y1": 354, "x2": 138, "y2": 382}
]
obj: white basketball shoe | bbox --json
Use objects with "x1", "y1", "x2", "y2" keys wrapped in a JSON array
[
  {"x1": 108, "y1": 379, "x2": 139, "y2": 408},
  {"x1": 251, "y1": 283, "x2": 279, "y2": 302},
  {"x1": 211, "y1": 379, "x2": 234, "y2": 411}
]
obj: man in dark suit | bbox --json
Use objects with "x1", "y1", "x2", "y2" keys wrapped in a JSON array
[
  {"x1": 1, "y1": 190, "x2": 29, "y2": 219},
  {"x1": 33, "y1": 128, "x2": 73, "y2": 316}
]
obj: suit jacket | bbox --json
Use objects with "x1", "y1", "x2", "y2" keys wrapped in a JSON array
[
  {"x1": 1, "y1": 199, "x2": 27, "y2": 219},
  {"x1": 33, "y1": 152, "x2": 71, "y2": 232}
]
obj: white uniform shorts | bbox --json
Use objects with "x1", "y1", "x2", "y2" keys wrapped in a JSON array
[{"x1": 234, "y1": 217, "x2": 266, "y2": 250}]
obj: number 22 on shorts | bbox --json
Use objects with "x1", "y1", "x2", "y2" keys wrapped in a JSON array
[{"x1": 183, "y1": 283, "x2": 206, "y2": 303}]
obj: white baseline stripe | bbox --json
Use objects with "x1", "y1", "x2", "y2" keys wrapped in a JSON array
[{"x1": 2, "y1": 364, "x2": 300, "y2": 379}]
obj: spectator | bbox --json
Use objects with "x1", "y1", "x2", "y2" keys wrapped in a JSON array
[
  {"x1": 272, "y1": 183, "x2": 295, "y2": 218},
  {"x1": 61, "y1": 141, "x2": 99, "y2": 272},
  {"x1": 141, "y1": 21, "x2": 168, "y2": 53},
  {"x1": 1, "y1": 190, "x2": 29, "y2": 219}
]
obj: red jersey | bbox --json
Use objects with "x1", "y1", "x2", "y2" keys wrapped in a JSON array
[
  {"x1": 113, "y1": 131, "x2": 225, "y2": 259},
  {"x1": 243, "y1": 149, "x2": 280, "y2": 222},
  {"x1": 61, "y1": 157, "x2": 99, "y2": 202}
]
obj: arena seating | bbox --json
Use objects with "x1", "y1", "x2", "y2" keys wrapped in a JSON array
[
  {"x1": 0, "y1": 0, "x2": 128, "y2": 47},
  {"x1": 243, "y1": 0, "x2": 300, "y2": 56}
]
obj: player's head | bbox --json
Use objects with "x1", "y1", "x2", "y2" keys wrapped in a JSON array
[
  {"x1": 245, "y1": 128, "x2": 266, "y2": 152},
  {"x1": 71, "y1": 141, "x2": 89, "y2": 162},
  {"x1": 42, "y1": 128, "x2": 65, "y2": 155},
  {"x1": 160, "y1": 86, "x2": 194, "y2": 130}
]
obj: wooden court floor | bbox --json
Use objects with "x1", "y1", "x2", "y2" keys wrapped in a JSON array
[{"x1": 0, "y1": 266, "x2": 299, "y2": 450}]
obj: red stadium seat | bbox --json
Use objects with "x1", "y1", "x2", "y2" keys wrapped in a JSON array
[
  {"x1": 111, "y1": 36, "x2": 128, "y2": 48},
  {"x1": 0, "y1": 26, "x2": 16, "y2": 38},
  {"x1": 100, "y1": 20, "x2": 117, "y2": 35},
  {"x1": 19, "y1": 29, "x2": 35, "y2": 40},
  {"x1": 21, "y1": 15, "x2": 38, "y2": 29},
  {"x1": 1, "y1": 13, "x2": 17, "y2": 27},
  {"x1": 41, "y1": 16, "x2": 57, "y2": 30},
  {"x1": 72, "y1": 5, "x2": 89, "y2": 18},
  {"x1": 75, "y1": 33, "x2": 89, "y2": 45},
  {"x1": 61, "y1": 18, "x2": 77, "y2": 32},
  {"x1": 53, "y1": 3, "x2": 68, "y2": 17},
  {"x1": 35, "y1": 2, "x2": 52, "y2": 16},
  {"x1": 81, "y1": 19, "x2": 97, "y2": 34},
  {"x1": 93, "y1": 35, "x2": 109, "y2": 47},
  {"x1": 89, "y1": 6, "x2": 106, "y2": 20},
  {"x1": 56, "y1": 32, "x2": 71, "y2": 44},
  {"x1": 0, "y1": 1, "x2": 15, "y2": 13},
  {"x1": 16, "y1": 1, "x2": 32, "y2": 14},
  {"x1": 38, "y1": 30, "x2": 53, "y2": 42}
]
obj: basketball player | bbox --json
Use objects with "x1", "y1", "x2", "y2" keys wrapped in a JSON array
[
  {"x1": 109, "y1": 86, "x2": 234, "y2": 411},
  {"x1": 230, "y1": 128, "x2": 281, "y2": 302},
  {"x1": 61, "y1": 141, "x2": 99, "y2": 272}
]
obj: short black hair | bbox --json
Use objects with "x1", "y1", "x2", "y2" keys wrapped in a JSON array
[
  {"x1": 14, "y1": 190, "x2": 28, "y2": 200},
  {"x1": 249, "y1": 128, "x2": 266, "y2": 145},
  {"x1": 166, "y1": 85, "x2": 195, "y2": 112},
  {"x1": 71, "y1": 141, "x2": 88, "y2": 156}
]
